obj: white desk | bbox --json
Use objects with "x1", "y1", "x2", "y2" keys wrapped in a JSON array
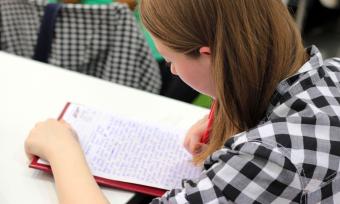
[{"x1": 0, "y1": 52, "x2": 208, "y2": 204}]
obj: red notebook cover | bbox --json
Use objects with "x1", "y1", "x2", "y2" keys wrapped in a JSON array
[{"x1": 29, "y1": 102, "x2": 166, "y2": 197}]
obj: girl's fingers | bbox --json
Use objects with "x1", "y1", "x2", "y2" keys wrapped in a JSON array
[
  {"x1": 25, "y1": 151, "x2": 34, "y2": 163},
  {"x1": 192, "y1": 143, "x2": 208, "y2": 155},
  {"x1": 193, "y1": 143, "x2": 202, "y2": 155},
  {"x1": 24, "y1": 136, "x2": 34, "y2": 162},
  {"x1": 188, "y1": 135, "x2": 199, "y2": 153},
  {"x1": 183, "y1": 132, "x2": 190, "y2": 149},
  {"x1": 183, "y1": 114, "x2": 211, "y2": 154}
]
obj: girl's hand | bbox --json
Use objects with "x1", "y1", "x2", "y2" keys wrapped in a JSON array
[
  {"x1": 183, "y1": 115, "x2": 209, "y2": 155},
  {"x1": 25, "y1": 119, "x2": 80, "y2": 162},
  {"x1": 25, "y1": 119, "x2": 109, "y2": 204}
]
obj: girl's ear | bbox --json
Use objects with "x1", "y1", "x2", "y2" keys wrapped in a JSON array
[{"x1": 199, "y1": 47, "x2": 211, "y2": 56}]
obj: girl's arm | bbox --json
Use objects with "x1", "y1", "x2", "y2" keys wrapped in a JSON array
[
  {"x1": 49, "y1": 142, "x2": 109, "y2": 204},
  {"x1": 25, "y1": 119, "x2": 109, "y2": 204}
]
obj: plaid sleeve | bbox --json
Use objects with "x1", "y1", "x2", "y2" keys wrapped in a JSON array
[
  {"x1": 150, "y1": 46, "x2": 340, "y2": 204},
  {"x1": 151, "y1": 141, "x2": 303, "y2": 204}
]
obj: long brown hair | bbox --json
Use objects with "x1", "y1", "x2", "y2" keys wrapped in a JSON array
[{"x1": 141, "y1": 0, "x2": 306, "y2": 164}]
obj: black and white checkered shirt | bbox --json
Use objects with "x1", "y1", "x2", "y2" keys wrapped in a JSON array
[
  {"x1": 0, "y1": 0, "x2": 161, "y2": 94},
  {"x1": 153, "y1": 46, "x2": 340, "y2": 203}
]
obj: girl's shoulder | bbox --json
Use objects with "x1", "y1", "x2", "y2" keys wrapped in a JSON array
[{"x1": 324, "y1": 57, "x2": 340, "y2": 72}]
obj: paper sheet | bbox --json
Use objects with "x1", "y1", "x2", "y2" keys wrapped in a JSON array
[{"x1": 62, "y1": 103, "x2": 202, "y2": 190}]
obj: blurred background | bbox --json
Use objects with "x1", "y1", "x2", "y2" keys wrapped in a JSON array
[
  {"x1": 287, "y1": 0, "x2": 340, "y2": 58},
  {"x1": 1, "y1": 0, "x2": 339, "y2": 109}
]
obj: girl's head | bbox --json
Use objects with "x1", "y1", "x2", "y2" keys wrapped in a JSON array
[{"x1": 141, "y1": 0, "x2": 306, "y2": 163}]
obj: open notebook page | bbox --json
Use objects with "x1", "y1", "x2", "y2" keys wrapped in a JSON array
[{"x1": 49, "y1": 103, "x2": 202, "y2": 190}]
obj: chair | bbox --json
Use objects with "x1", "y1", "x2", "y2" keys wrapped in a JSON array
[{"x1": 0, "y1": 0, "x2": 161, "y2": 94}]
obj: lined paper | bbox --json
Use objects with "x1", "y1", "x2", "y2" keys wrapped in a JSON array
[{"x1": 62, "y1": 103, "x2": 202, "y2": 190}]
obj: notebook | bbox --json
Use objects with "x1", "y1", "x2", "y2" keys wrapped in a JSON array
[{"x1": 30, "y1": 102, "x2": 202, "y2": 197}]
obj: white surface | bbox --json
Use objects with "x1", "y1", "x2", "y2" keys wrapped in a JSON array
[{"x1": 0, "y1": 52, "x2": 208, "y2": 204}]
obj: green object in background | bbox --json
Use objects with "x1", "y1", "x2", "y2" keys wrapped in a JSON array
[
  {"x1": 48, "y1": 0, "x2": 112, "y2": 4},
  {"x1": 132, "y1": 0, "x2": 162, "y2": 61},
  {"x1": 192, "y1": 94, "x2": 212, "y2": 108},
  {"x1": 133, "y1": 8, "x2": 163, "y2": 61},
  {"x1": 47, "y1": 0, "x2": 163, "y2": 62},
  {"x1": 141, "y1": 27, "x2": 164, "y2": 62}
]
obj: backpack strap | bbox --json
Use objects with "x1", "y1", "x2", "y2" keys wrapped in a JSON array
[{"x1": 33, "y1": 3, "x2": 62, "y2": 63}]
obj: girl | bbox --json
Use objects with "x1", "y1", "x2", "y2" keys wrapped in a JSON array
[{"x1": 25, "y1": 0, "x2": 340, "y2": 203}]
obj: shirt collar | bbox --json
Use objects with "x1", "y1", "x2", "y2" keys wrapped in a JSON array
[
  {"x1": 276, "y1": 45, "x2": 323, "y2": 93},
  {"x1": 297, "y1": 45, "x2": 324, "y2": 73},
  {"x1": 274, "y1": 45, "x2": 323, "y2": 96},
  {"x1": 265, "y1": 45, "x2": 324, "y2": 119}
]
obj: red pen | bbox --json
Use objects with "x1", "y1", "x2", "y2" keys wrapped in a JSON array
[{"x1": 200, "y1": 101, "x2": 215, "y2": 144}]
